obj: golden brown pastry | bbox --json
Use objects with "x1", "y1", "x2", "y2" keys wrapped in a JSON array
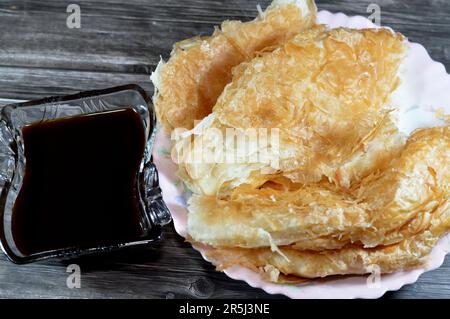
[
  {"x1": 188, "y1": 127, "x2": 450, "y2": 251},
  {"x1": 205, "y1": 174, "x2": 449, "y2": 281},
  {"x1": 152, "y1": 0, "x2": 317, "y2": 131},
  {"x1": 173, "y1": 26, "x2": 406, "y2": 196},
  {"x1": 154, "y1": 0, "x2": 450, "y2": 283},
  {"x1": 205, "y1": 227, "x2": 446, "y2": 280}
]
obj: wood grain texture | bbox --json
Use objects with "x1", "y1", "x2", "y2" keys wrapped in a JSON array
[{"x1": 0, "y1": 0, "x2": 449, "y2": 299}]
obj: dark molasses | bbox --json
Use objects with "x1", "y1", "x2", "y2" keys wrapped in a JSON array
[{"x1": 12, "y1": 108, "x2": 149, "y2": 256}]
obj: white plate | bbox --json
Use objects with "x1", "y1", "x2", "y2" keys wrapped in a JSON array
[{"x1": 152, "y1": 10, "x2": 450, "y2": 299}]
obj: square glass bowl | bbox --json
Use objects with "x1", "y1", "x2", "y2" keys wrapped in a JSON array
[{"x1": 0, "y1": 84, "x2": 171, "y2": 263}]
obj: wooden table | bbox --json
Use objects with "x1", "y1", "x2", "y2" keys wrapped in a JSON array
[{"x1": 0, "y1": 0, "x2": 449, "y2": 299}]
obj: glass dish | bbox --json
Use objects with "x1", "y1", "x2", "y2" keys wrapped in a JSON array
[{"x1": 0, "y1": 84, "x2": 171, "y2": 263}]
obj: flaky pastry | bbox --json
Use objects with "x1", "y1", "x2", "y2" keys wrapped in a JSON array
[
  {"x1": 174, "y1": 26, "x2": 407, "y2": 196},
  {"x1": 152, "y1": 0, "x2": 317, "y2": 131},
  {"x1": 154, "y1": 0, "x2": 450, "y2": 283},
  {"x1": 188, "y1": 127, "x2": 450, "y2": 251}
]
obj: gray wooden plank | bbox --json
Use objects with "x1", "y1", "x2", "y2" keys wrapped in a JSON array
[
  {"x1": 0, "y1": 226, "x2": 284, "y2": 299},
  {"x1": 0, "y1": 66, "x2": 153, "y2": 100},
  {"x1": 0, "y1": 0, "x2": 448, "y2": 76},
  {"x1": 0, "y1": 0, "x2": 449, "y2": 299},
  {"x1": 0, "y1": 0, "x2": 265, "y2": 73}
]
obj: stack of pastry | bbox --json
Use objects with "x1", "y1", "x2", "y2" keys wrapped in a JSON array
[{"x1": 152, "y1": 0, "x2": 450, "y2": 282}]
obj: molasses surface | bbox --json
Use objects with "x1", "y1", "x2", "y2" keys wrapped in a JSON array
[{"x1": 12, "y1": 108, "x2": 148, "y2": 256}]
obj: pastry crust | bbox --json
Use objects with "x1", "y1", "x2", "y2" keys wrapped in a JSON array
[
  {"x1": 151, "y1": 0, "x2": 317, "y2": 131},
  {"x1": 206, "y1": 191, "x2": 449, "y2": 280},
  {"x1": 174, "y1": 27, "x2": 407, "y2": 196},
  {"x1": 205, "y1": 229, "x2": 443, "y2": 280},
  {"x1": 188, "y1": 127, "x2": 450, "y2": 251},
  {"x1": 155, "y1": 0, "x2": 450, "y2": 283}
]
